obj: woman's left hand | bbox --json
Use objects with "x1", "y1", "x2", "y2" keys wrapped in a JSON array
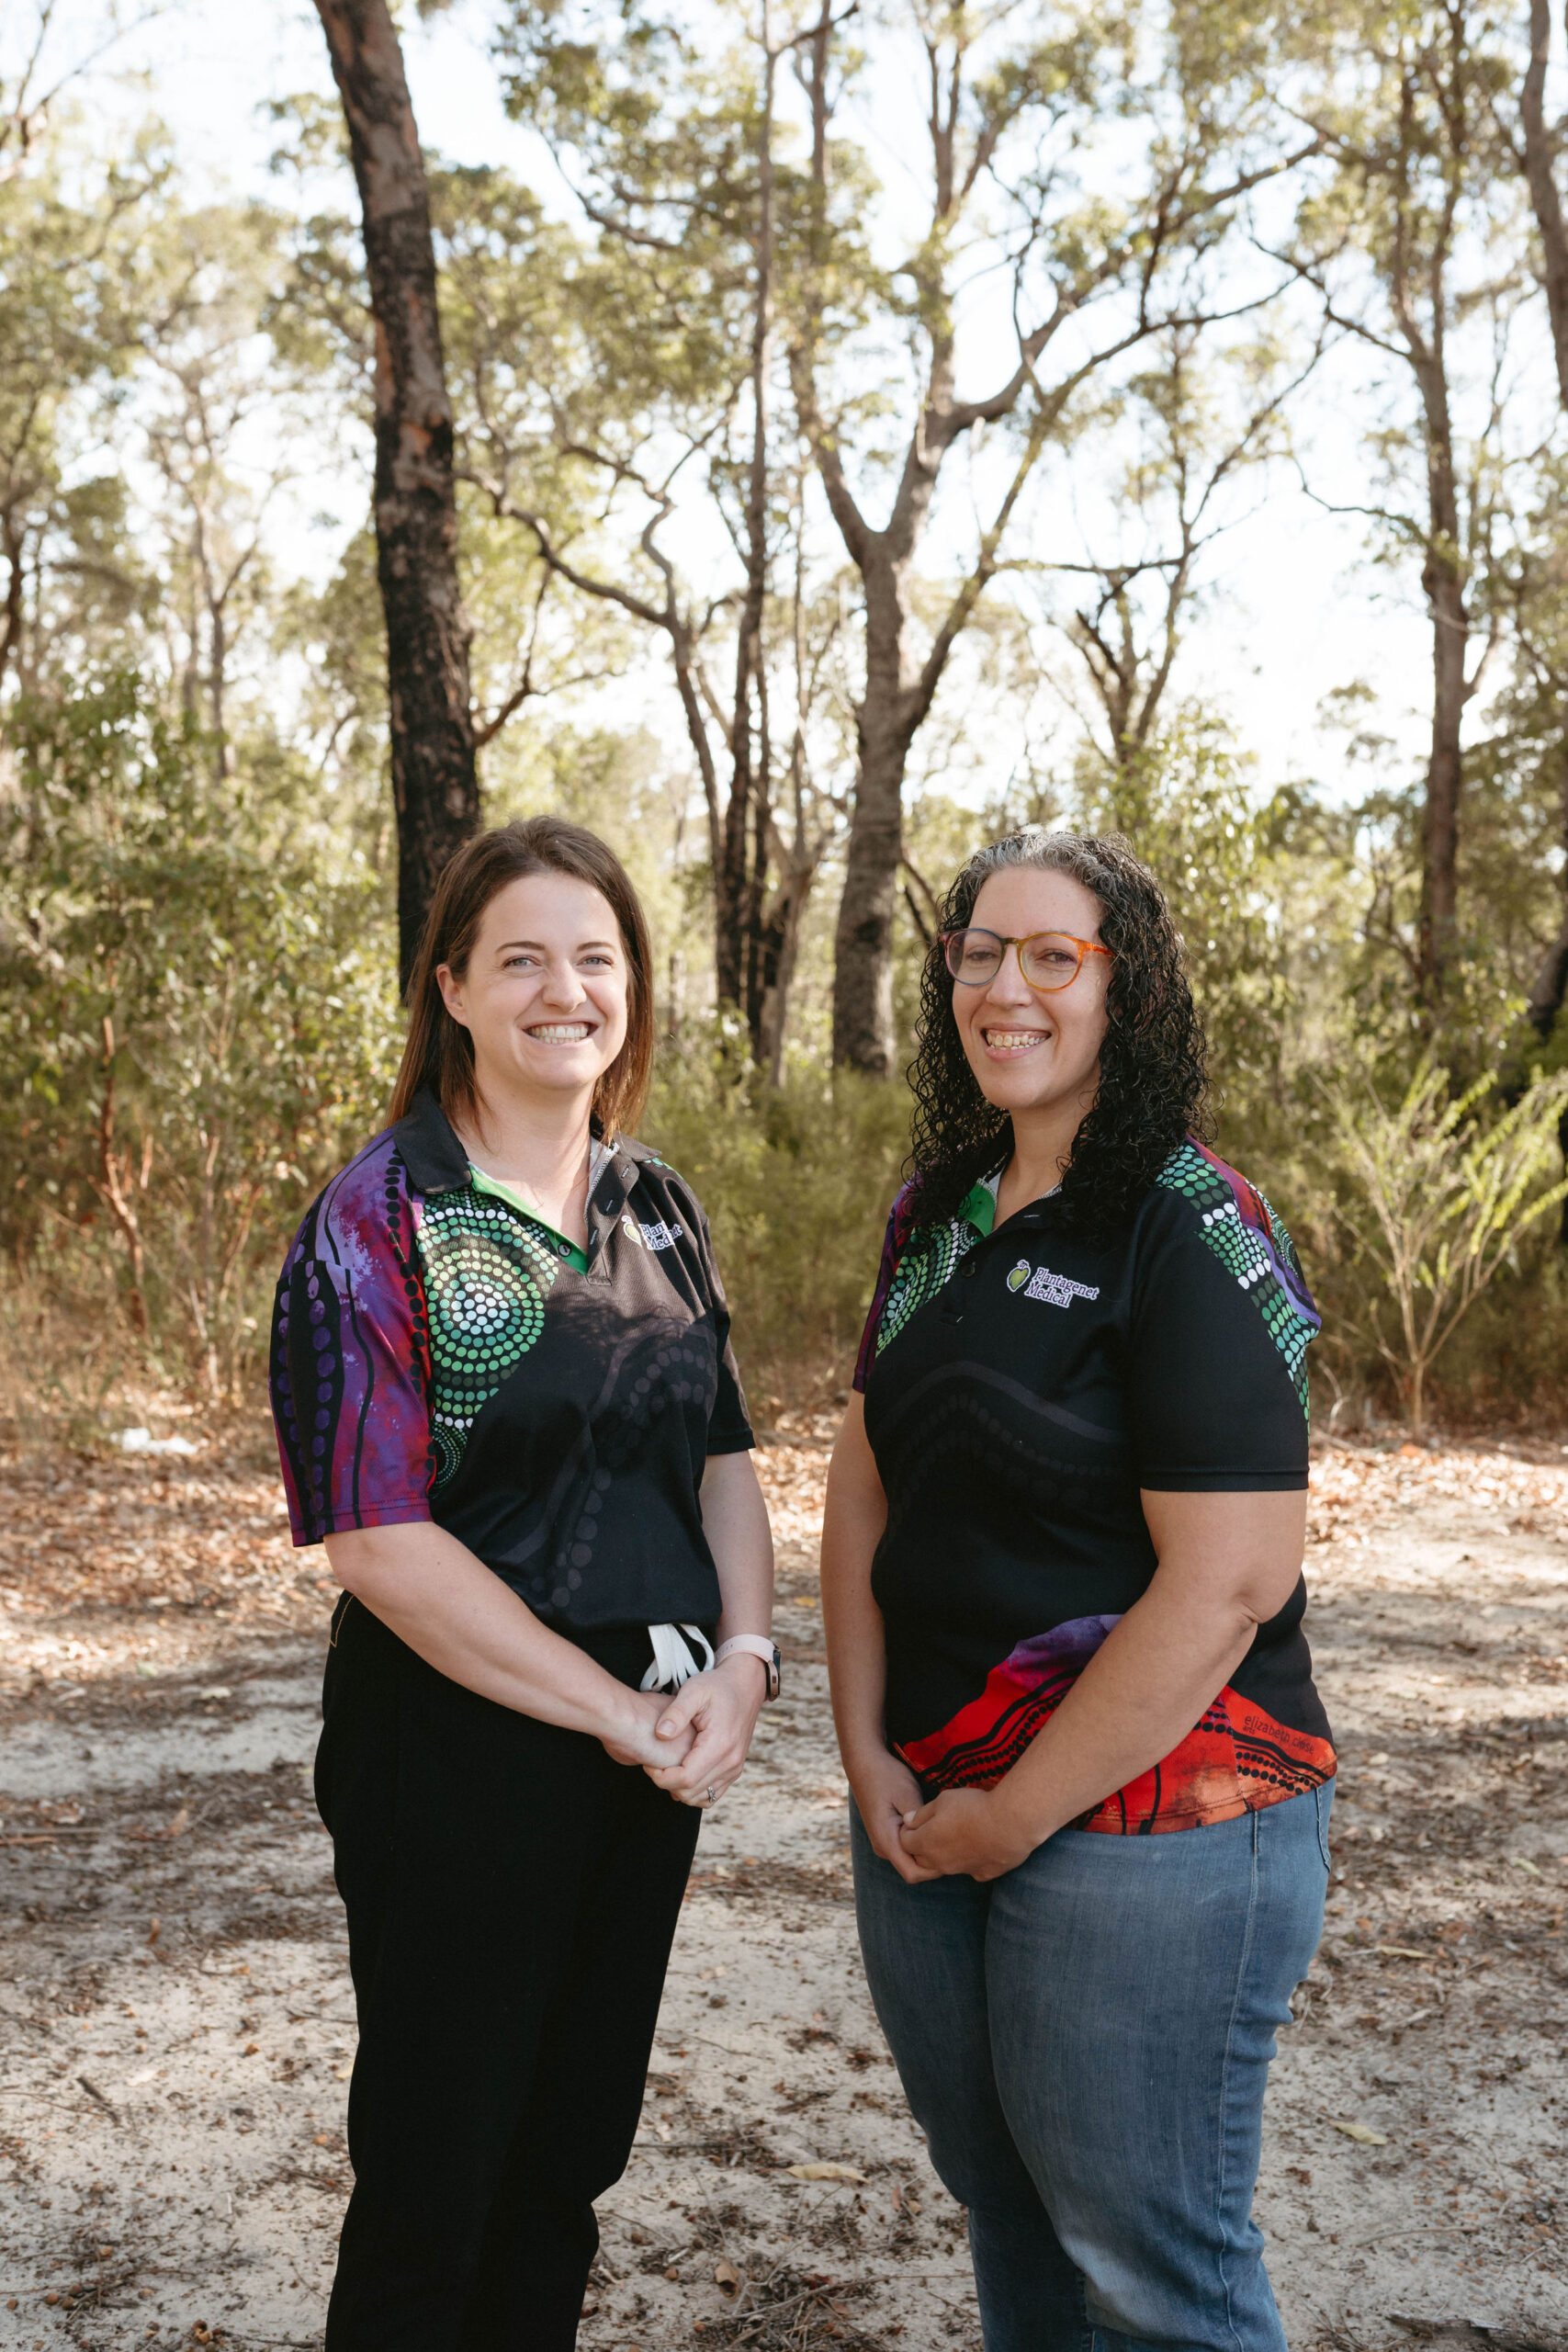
[
  {"x1": 897, "y1": 1787, "x2": 1035, "y2": 1882},
  {"x1": 644, "y1": 1656, "x2": 768, "y2": 1807}
]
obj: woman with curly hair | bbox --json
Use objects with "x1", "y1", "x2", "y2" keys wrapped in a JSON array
[{"x1": 821, "y1": 831, "x2": 1334, "y2": 2352}]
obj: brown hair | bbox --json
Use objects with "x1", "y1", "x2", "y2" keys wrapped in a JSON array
[{"x1": 388, "y1": 817, "x2": 656, "y2": 1139}]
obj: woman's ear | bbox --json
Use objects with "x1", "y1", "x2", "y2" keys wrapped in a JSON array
[{"x1": 435, "y1": 963, "x2": 468, "y2": 1029}]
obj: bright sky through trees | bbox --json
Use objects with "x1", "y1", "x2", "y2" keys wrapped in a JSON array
[{"x1": 39, "y1": 0, "x2": 1447, "y2": 808}]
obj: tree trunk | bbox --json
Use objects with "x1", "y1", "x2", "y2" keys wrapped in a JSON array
[
  {"x1": 832, "y1": 709, "x2": 908, "y2": 1077},
  {"x1": 1519, "y1": 0, "x2": 1568, "y2": 1044},
  {"x1": 1522, "y1": 0, "x2": 1568, "y2": 409},
  {"x1": 1527, "y1": 729, "x2": 1568, "y2": 1036},
  {"x1": 1414, "y1": 337, "x2": 1465, "y2": 1000},
  {"x1": 756, "y1": 858, "x2": 817, "y2": 1085},
  {"x1": 1420, "y1": 554, "x2": 1466, "y2": 994},
  {"x1": 312, "y1": 0, "x2": 478, "y2": 991}
]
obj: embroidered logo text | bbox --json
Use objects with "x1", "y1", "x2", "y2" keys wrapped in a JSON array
[
  {"x1": 1007, "y1": 1259, "x2": 1100, "y2": 1309},
  {"x1": 637, "y1": 1217, "x2": 683, "y2": 1252}
]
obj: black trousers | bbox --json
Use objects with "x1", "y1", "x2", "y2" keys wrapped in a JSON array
[{"x1": 315, "y1": 1595, "x2": 702, "y2": 2351}]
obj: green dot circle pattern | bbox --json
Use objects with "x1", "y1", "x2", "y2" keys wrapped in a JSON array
[
  {"x1": 876, "y1": 1220, "x2": 972, "y2": 1362},
  {"x1": 417, "y1": 1192, "x2": 559, "y2": 1494}
]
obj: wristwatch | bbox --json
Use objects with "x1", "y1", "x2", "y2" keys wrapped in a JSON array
[{"x1": 715, "y1": 1634, "x2": 782, "y2": 1701}]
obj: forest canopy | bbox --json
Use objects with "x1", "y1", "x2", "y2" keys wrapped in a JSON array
[{"x1": 6, "y1": 0, "x2": 1568, "y2": 1435}]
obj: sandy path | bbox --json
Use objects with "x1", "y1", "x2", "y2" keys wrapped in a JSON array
[{"x1": 0, "y1": 1422, "x2": 1564, "y2": 2351}]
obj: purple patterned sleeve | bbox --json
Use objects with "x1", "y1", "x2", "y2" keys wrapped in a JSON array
[
  {"x1": 269, "y1": 1130, "x2": 434, "y2": 1547},
  {"x1": 852, "y1": 1183, "x2": 918, "y2": 1394}
]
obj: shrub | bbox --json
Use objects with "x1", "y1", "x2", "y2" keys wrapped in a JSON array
[
  {"x1": 0, "y1": 673, "x2": 401, "y2": 1402},
  {"x1": 1312, "y1": 1053, "x2": 1568, "y2": 1433},
  {"x1": 643, "y1": 1033, "x2": 909, "y2": 1408}
]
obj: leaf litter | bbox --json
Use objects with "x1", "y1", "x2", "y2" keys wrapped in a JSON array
[{"x1": 0, "y1": 1418, "x2": 1565, "y2": 2347}]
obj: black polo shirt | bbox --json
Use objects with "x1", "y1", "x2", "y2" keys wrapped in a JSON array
[
  {"x1": 269, "y1": 1090, "x2": 753, "y2": 1633},
  {"x1": 852, "y1": 1137, "x2": 1335, "y2": 1833}
]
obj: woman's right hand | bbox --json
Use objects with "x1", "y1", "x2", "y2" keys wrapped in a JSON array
[
  {"x1": 847, "y1": 1745, "x2": 942, "y2": 1884},
  {"x1": 601, "y1": 1689, "x2": 696, "y2": 1771}
]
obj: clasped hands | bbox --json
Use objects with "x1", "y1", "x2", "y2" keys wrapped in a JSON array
[
  {"x1": 602, "y1": 1655, "x2": 768, "y2": 1808},
  {"x1": 851, "y1": 1747, "x2": 1038, "y2": 1883}
]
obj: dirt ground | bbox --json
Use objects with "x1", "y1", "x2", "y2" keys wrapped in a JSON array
[{"x1": 1, "y1": 1410, "x2": 1566, "y2": 2352}]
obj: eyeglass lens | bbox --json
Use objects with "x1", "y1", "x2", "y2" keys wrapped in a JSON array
[{"x1": 944, "y1": 930, "x2": 1086, "y2": 989}]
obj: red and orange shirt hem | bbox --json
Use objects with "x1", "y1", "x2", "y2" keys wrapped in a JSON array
[{"x1": 856, "y1": 1139, "x2": 1335, "y2": 1837}]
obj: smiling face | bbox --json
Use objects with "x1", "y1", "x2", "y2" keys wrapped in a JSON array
[
  {"x1": 435, "y1": 870, "x2": 631, "y2": 1116},
  {"x1": 952, "y1": 864, "x2": 1111, "y2": 1136}
]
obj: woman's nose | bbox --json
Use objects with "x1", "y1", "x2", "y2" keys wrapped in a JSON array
[
  {"x1": 984, "y1": 944, "x2": 1032, "y2": 1004},
  {"x1": 541, "y1": 959, "x2": 586, "y2": 1004}
]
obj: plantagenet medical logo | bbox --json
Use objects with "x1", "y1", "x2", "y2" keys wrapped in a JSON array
[{"x1": 1005, "y1": 1260, "x2": 1100, "y2": 1309}]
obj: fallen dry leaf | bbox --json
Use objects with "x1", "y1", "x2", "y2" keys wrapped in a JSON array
[
  {"x1": 1375, "y1": 1944, "x2": 1431, "y2": 1960},
  {"x1": 1331, "y1": 2120, "x2": 1390, "y2": 2146},
  {"x1": 786, "y1": 2161, "x2": 866, "y2": 2183},
  {"x1": 715, "y1": 2259, "x2": 741, "y2": 2296}
]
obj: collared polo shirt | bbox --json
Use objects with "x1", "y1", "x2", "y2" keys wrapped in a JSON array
[
  {"x1": 269, "y1": 1089, "x2": 753, "y2": 1633},
  {"x1": 853, "y1": 1136, "x2": 1335, "y2": 1834}
]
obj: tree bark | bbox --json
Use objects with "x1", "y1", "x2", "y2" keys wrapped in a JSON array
[
  {"x1": 718, "y1": 17, "x2": 777, "y2": 1026},
  {"x1": 1420, "y1": 548, "x2": 1466, "y2": 992},
  {"x1": 1526, "y1": 731, "x2": 1568, "y2": 1035},
  {"x1": 832, "y1": 703, "x2": 909, "y2": 1074},
  {"x1": 1522, "y1": 0, "x2": 1568, "y2": 407},
  {"x1": 1412, "y1": 314, "x2": 1466, "y2": 998},
  {"x1": 312, "y1": 0, "x2": 478, "y2": 991},
  {"x1": 1519, "y1": 0, "x2": 1568, "y2": 1037}
]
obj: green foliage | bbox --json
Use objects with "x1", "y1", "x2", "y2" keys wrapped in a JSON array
[
  {"x1": 0, "y1": 672, "x2": 400, "y2": 1399},
  {"x1": 642, "y1": 1035, "x2": 908, "y2": 1400},
  {"x1": 1309, "y1": 1053, "x2": 1568, "y2": 1433},
  {"x1": 1078, "y1": 722, "x2": 1303, "y2": 1123}
]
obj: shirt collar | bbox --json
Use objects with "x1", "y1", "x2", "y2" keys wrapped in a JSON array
[
  {"x1": 391, "y1": 1088, "x2": 660, "y2": 1266},
  {"x1": 390, "y1": 1088, "x2": 470, "y2": 1193},
  {"x1": 958, "y1": 1175, "x2": 998, "y2": 1238},
  {"x1": 959, "y1": 1167, "x2": 1064, "y2": 1238}
]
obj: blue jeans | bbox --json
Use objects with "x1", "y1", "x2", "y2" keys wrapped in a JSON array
[{"x1": 851, "y1": 1781, "x2": 1332, "y2": 2352}]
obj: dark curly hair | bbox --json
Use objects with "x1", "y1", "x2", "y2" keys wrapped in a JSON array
[{"x1": 906, "y1": 831, "x2": 1211, "y2": 1236}]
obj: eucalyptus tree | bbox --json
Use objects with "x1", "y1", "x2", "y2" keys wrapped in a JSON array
[
  {"x1": 1508, "y1": 0, "x2": 1568, "y2": 1033},
  {"x1": 0, "y1": 138, "x2": 155, "y2": 692},
  {"x1": 479, "y1": 4, "x2": 855, "y2": 1063},
  {"x1": 491, "y1": 0, "x2": 1315, "y2": 1077},
  {"x1": 1032, "y1": 318, "x2": 1320, "y2": 788},
  {"x1": 310, "y1": 0, "x2": 479, "y2": 989},
  {"x1": 1275, "y1": 0, "x2": 1524, "y2": 1004},
  {"x1": 131, "y1": 205, "x2": 306, "y2": 778},
  {"x1": 784, "y1": 1, "x2": 1319, "y2": 1074}
]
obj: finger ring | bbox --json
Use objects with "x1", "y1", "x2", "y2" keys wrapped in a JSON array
[{"x1": 705, "y1": 1785, "x2": 716, "y2": 1805}]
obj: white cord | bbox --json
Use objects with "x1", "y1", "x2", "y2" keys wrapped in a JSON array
[{"x1": 640, "y1": 1623, "x2": 716, "y2": 1693}]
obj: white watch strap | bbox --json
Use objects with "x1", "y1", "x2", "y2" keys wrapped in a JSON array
[{"x1": 715, "y1": 1634, "x2": 779, "y2": 1697}]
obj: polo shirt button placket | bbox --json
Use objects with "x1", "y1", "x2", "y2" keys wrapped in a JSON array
[{"x1": 944, "y1": 1250, "x2": 981, "y2": 1322}]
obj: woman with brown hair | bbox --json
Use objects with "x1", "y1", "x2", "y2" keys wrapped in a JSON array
[{"x1": 269, "y1": 817, "x2": 777, "y2": 2350}]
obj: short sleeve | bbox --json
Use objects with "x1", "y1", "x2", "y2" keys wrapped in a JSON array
[
  {"x1": 852, "y1": 1192, "x2": 911, "y2": 1393},
  {"x1": 269, "y1": 1139, "x2": 434, "y2": 1545},
  {"x1": 672, "y1": 1181, "x2": 753, "y2": 1456},
  {"x1": 1126, "y1": 1171, "x2": 1319, "y2": 1493}
]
